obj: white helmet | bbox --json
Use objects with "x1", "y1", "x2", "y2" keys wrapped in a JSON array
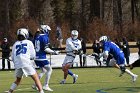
[
  {"x1": 17, "y1": 28, "x2": 29, "y2": 39},
  {"x1": 99, "y1": 36, "x2": 108, "y2": 42},
  {"x1": 71, "y1": 30, "x2": 78, "y2": 39},
  {"x1": 40, "y1": 25, "x2": 51, "y2": 34}
]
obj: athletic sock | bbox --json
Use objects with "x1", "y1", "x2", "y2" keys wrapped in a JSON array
[
  {"x1": 62, "y1": 79, "x2": 66, "y2": 82},
  {"x1": 68, "y1": 70, "x2": 73, "y2": 76},
  {"x1": 10, "y1": 83, "x2": 17, "y2": 91},
  {"x1": 125, "y1": 69, "x2": 135, "y2": 76},
  {"x1": 39, "y1": 73, "x2": 45, "y2": 79}
]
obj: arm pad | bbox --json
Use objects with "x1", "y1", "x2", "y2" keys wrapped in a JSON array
[{"x1": 44, "y1": 47, "x2": 55, "y2": 54}]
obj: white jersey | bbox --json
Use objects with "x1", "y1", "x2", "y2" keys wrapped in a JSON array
[
  {"x1": 11, "y1": 40, "x2": 36, "y2": 69},
  {"x1": 65, "y1": 37, "x2": 82, "y2": 57}
]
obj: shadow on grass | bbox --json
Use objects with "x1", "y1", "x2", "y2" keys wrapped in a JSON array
[{"x1": 96, "y1": 87, "x2": 140, "y2": 93}]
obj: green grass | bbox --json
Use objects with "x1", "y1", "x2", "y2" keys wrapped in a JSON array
[{"x1": 0, "y1": 67, "x2": 140, "y2": 93}]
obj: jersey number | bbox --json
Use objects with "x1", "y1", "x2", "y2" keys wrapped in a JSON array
[
  {"x1": 16, "y1": 44, "x2": 27, "y2": 56},
  {"x1": 35, "y1": 40, "x2": 40, "y2": 52},
  {"x1": 111, "y1": 42, "x2": 119, "y2": 48}
]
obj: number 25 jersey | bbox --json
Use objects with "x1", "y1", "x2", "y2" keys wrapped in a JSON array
[{"x1": 11, "y1": 40, "x2": 36, "y2": 69}]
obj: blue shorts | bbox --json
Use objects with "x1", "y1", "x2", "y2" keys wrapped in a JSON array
[
  {"x1": 35, "y1": 60, "x2": 50, "y2": 67},
  {"x1": 116, "y1": 53, "x2": 125, "y2": 65}
]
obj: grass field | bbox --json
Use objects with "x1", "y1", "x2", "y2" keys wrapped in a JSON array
[{"x1": 0, "y1": 67, "x2": 140, "y2": 93}]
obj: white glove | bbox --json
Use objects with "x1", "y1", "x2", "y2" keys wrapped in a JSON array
[
  {"x1": 123, "y1": 45, "x2": 126, "y2": 48},
  {"x1": 54, "y1": 51, "x2": 60, "y2": 55}
]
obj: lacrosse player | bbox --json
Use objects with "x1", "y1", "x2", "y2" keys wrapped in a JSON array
[
  {"x1": 60, "y1": 30, "x2": 82, "y2": 84},
  {"x1": 33, "y1": 25, "x2": 59, "y2": 91},
  {"x1": 7, "y1": 28, "x2": 44, "y2": 93},
  {"x1": 99, "y1": 36, "x2": 138, "y2": 82}
]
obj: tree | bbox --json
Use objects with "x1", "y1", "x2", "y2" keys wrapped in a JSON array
[
  {"x1": 89, "y1": 0, "x2": 100, "y2": 20},
  {"x1": 51, "y1": 0, "x2": 65, "y2": 25}
]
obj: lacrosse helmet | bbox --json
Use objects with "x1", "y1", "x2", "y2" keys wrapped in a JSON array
[
  {"x1": 40, "y1": 25, "x2": 51, "y2": 34},
  {"x1": 17, "y1": 28, "x2": 29, "y2": 39},
  {"x1": 99, "y1": 36, "x2": 109, "y2": 42},
  {"x1": 71, "y1": 30, "x2": 78, "y2": 40}
]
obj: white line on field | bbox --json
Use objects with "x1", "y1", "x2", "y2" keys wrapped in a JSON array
[
  {"x1": 14, "y1": 88, "x2": 31, "y2": 91},
  {"x1": 4, "y1": 84, "x2": 62, "y2": 92}
]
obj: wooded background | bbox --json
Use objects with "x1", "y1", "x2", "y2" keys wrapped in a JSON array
[{"x1": 0, "y1": 0, "x2": 140, "y2": 45}]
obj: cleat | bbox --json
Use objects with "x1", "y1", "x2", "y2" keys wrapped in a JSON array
[
  {"x1": 60, "y1": 80, "x2": 65, "y2": 84},
  {"x1": 32, "y1": 84, "x2": 38, "y2": 90},
  {"x1": 4, "y1": 91, "x2": 10, "y2": 93},
  {"x1": 43, "y1": 86, "x2": 53, "y2": 91},
  {"x1": 73, "y1": 74, "x2": 78, "y2": 84},
  {"x1": 39, "y1": 90, "x2": 44, "y2": 93},
  {"x1": 132, "y1": 74, "x2": 138, "y2": 82}
]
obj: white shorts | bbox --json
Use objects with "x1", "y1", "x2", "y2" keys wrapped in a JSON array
[
  {"x1": 62, "y1": 55, "x2": 75, "y2": 67},
  {"x1": 15, "y1": 66, "x2": 36, "y2": 78}
]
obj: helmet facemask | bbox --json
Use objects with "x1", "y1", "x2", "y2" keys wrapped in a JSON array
[
  {"x1": 40, "y1": 25, "x2": 51, "y2": 35},
  {"x1": 71, "y1": 30, "x2": 78, "y2": 40}
]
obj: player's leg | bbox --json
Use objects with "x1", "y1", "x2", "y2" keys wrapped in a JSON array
[
  {"x1": 34, "y1": 60, "x2": 46, "y2": 79},
  {"x1": 68, "y1": 68, "x2": 78, "y2": 82},
  {"x1": 8, "y1": 77, "x2": 22, "y2": 93},
  {"x1": 118, "y1": 55, "x2": 138, "y2": 82},
  {"x1": 60, "y1": 56, "x2": 78, "y2": 84},
  {"x1": 7, "y1": 58, "x2": 11, "y2": 70},
  {"x1": 43, "y1": 64, "x2": 53, "y2": 91},
  {"x1": 115, "y1": 63, "x2": 138, "y2": 81},
  {"x1": 94, "y1": 55, "x2": 99, "y2": 66},
  {"x1": 61, "y1": 63, "x2": 78, "y2": 84},
  {"x1": 63, "y1": 64, "x2": 69, "y2": 79},
  {"x1": 22, "y1": 66, "x2": 44, "y2": 92},
  {"x1": 119, "y1": 65, "x2": 138, "y2": 82},
  {"x1": 2, "y1": 58, "x2": 5, "y2": 70},
  {"x1": 129, "y1": 59, "x2": 140, "y2": 70},
  {"x1": 32, "y1": 67, "x2": 46, "y2": 90},
  {"x1": 7, "y1": 68, "x2": 23, "y2": 93},
  {"x1": 31, "y1": 72, "x2": 44, "y2": 93},
  {"x1": 109, "y1": 58, "x2": 125, "y2": 77},
  {"x1": 60, "y1": 63, "x2": 70, "y2": 84},
  {"x1": 79, "y1": 54, "x2": 83, "y2": 67},
  {"x1": 83, "y1": 54, "x2": 86, "y2": 66},
  {"x1": 39, "y1": 67, "x2": 47, "y2": 79},
  {"x1": 32, "y1": 68, "x2": 45, "y2": 90},
  {"x1": 125, "y1": 55, "x2": 129, "y2": 65}
]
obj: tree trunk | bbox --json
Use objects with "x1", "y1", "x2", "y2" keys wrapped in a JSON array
[
  {"x1": 131, "y1": 0, "x2": 135, "y2": 23},
  {"x1": 100, "y1": 0, "x2": 104, "y2": 20},
  {"x1": 3, "y1": 0, "x2": 10, "y2": 37},
  {"x1": 117, "y1": 0, "x2": 122, "y2": 32},
  {"x1": 90, "y1": 0, "x2": 100, "y2": 20}
]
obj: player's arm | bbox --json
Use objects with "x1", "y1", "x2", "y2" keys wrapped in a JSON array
[
  {"x1": 44, "y1": 44, "x2": 59, "y2": 55},
  {"x1": 11, "y1": 43, "x2": 16, "y2": 61},
  {"x1": 67, "y1": 40, "x2": 78, "y2": 51},
  {"x1": 103, "y1": 51, "x2": 109, "y2": 60},
  {"x1": 99, "y1": 50, "x2": 109, "y2": 60},
  {"x1": 29, "y1": 41, "x2": 36, "y2": 60},
  {"x1": 68, "y1": 39, "x2": 81, "y2": 54}
]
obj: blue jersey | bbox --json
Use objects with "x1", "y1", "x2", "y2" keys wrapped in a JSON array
[
  {"x1": 34, "y1": 34, "x2": 50, "y2": 67},
  {"x1": 103, "y1": 41, "x2": 125, "y2": 65},
  {"x1": 34, "y1": 34, "x2": 49, "y2": 59}
]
